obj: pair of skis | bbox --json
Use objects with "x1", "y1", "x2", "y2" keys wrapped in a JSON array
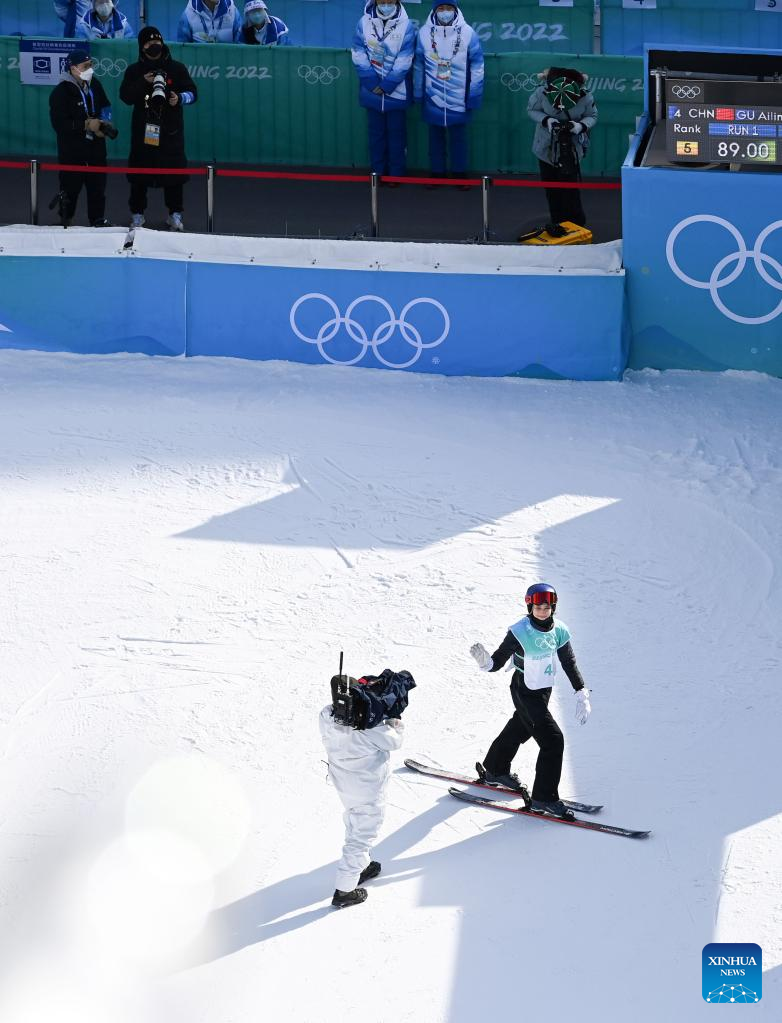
[{"x1": 405, "y1": 759, "x2": 651, "y2": 840}]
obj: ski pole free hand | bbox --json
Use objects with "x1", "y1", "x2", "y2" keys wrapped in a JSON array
[
  {"x1": 470, "y1": 643, "x2": 493, "y2": 671},
  {"x1": 575, "y1": 688, "x2": 591, "y2": 725}
]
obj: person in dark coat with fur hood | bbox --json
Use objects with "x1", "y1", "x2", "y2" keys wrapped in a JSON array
[
  {"x1": 527, "y1": 67, "x2": 598, "y2": 233},
  {"x1": 48, "y1": 48, "x2": 114, "y2": 227},
  {"x1": 119, "y1": 26, "x2": 198, "y2": 231}
]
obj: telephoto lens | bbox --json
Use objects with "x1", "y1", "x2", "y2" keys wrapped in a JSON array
[{"x1": 149, "y1": 71, "x2": 167, "y2": 119}]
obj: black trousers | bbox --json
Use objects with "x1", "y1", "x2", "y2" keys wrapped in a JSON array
[
  {"x1": 483, "y1": 674, "x2": 564, "y2": 802},
  {"x1": 129, "y1": 179, "x2": 184, "y2": 215},
  {"x1": 58, "y1": 166, "x2": 106, "y2": 225},
  {"x1": 538, "y1": 159, "x2": 586, "y2": 228}
]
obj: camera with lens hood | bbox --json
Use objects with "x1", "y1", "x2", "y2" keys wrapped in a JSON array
[{"x1": 148, "y1": 70, "x2": 168, "y2": 120}]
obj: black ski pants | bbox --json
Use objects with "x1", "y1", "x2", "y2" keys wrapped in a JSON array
[
  {"x1": 483, "y1": 675, "x2": 564, "y2": 802},
  {"x1": 58, "y1": 166, "x2": 106, "y2": 225},
  {"x1": 538, "y1": 159, "x2": 586, "y2": 228}
]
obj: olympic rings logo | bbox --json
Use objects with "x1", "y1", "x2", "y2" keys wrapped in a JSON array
[
  {"x1": 671, "y1": 85, "x2": 701, "y2": 99},
  {"x1": 500, "y1": 72, "x2": 538, "y2": 93},
  {"x1": 289, "y1": 293, "x2": 450, "y2": 369},
  {"x1": 93, "y1": 58, "x2": 128, "y2": 78},
  {"x1": 666, "y1": 215, "x2": 782, "y2": 325},
  {"x1": 297, "y1": 65, "x2": 341, "y2": 86}
]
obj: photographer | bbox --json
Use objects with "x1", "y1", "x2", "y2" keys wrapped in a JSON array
[
  {"x1": 527, "y1": 67, "x2": 598, "y2": 235},
  {"x1": 76, "y1": 0, "x2": 135, "y2": 40},
  {"x1": 119, "y1": 27, "x2": 198, "y2": 232},
  {"x1": 320, "y1": 669, "x2": 415, "y2": 908},
  {"x1": 48, "y1": 48, "x2": 116, "y2": 227}
]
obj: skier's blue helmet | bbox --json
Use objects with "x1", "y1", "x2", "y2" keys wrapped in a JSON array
[{"x1": 525, "y1": 582, "x2": 557, "y2": 612}]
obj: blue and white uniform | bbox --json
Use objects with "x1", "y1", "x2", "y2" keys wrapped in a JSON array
[
  {"x1": 239, "y1": 0, "x2": 290, "y2": 45},
  {"x1": 351, "y1": 1, "x2": 415, "y2": 177},
  {"x1": 76, "y1": 5, "x2": 135, "y2": 40},
  {"x1": 54, "y1": 0, "x2": 91, "y2": 36},
  {"x1": 177, "y1": 0, "x2": 242, "y2": 43},
  {"x1": 414, "y1": 2, "x2": 483, "y2": 127},
  {"x1": 413, "y1": 2, "x2": 483, "y2": 175}
]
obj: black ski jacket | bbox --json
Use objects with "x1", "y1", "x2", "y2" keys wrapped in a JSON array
[{"x1": 49, "y1": 75, "x2": 111, "y2": 166}]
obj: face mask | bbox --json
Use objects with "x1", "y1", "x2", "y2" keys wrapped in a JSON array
[
  {"x1": 377, "y1": 4, "x2": 396, "y2": 17},
  {"x1": 95, "y1": 2, "x2": 113, "y2": 17},
  {"x1": 436, "y1": 9, "x2": 455, "y2": 24},
  {"x1": 249, "y1": 11, "x2": 267, "y2": 26},
  {"x1": 144, "y1": 43, "x2": 163, "y2": 60},
  {"x1": 79, "y1": 67, "x2": 95, "y2": 82}
]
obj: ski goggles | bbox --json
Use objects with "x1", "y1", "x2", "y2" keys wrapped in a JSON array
[{"x1": 527, "y1": 591, "x2": 557, "y2": 606}]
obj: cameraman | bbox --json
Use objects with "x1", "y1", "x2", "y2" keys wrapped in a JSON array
[
  {"x1": 119, "y1": 27, "x2": 197, "y2": 232},
  {"x1": 48, "y1": 48, "x2": 115, "y2": 227},
  {"x1": 527, "y1": 67, "x2": 597, "y2": 233}
]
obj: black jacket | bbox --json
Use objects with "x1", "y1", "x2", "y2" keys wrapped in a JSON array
[
  {"x1": 49, "y1": 75, "x2": 111, "y2": 165},
  {"x1": 489, "y1": 615, "x2": 585, "y2": 692},
  {"x1": 119, "y1": 43, "x2": 197, "y2": 170}
]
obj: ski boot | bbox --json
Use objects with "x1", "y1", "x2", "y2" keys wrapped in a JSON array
[
  {"x1": 475, "y1": 762, "x2": 531, "y2": 804},
  {"x1": 530, "y1": 798, "x2": 576, "y2": 821},
  {"x1": 358, "y1": 861, "x2": 381, "y2": 885},
  {"x1": 331, "y1": 887, "x2": 368, "y2": 909}
]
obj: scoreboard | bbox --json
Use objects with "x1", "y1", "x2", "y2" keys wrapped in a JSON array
[{"x1": 665, "y1": 79, "x2": 782, "y2": 166}]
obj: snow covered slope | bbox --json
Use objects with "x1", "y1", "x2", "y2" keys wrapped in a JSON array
[{"x1": 0, "y1": 350, "x2": 779, "y2": 1021}]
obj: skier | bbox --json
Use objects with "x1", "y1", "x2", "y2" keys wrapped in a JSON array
[
  {"x1": 469, "y1": 583, "x2": 591, "y2": 820},
  {"x1": 319, "y1": 668, "x2": 415, "y2": 908}
]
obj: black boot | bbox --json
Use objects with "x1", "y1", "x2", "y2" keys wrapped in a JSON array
[
  {"x1": 331, "y1": 887, "x2": 368, "y2": 909},
  {"x1": 358, "y1": 861, "x2": 381, "y2": 885},
  {"x1": 476, "y1": 762, "x2": 530, "y2": 802},
  {"x1": 530, "y1": 798, "x2": 575, "y2": 821}
]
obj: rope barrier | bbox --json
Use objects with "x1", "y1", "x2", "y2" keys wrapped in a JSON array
[{"x1": 0, "y1": 160, "x2": 621, "y2": 191}]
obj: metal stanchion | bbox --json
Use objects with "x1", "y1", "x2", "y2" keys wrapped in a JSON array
[
  {"x1": 206, "y1": 164, "x2": 215, "y2": 234},
  {"x1": 481, "y1": 176, "x2": 491, "y2": 243},
  {"x1": 139, "y1": 0, "x2": 146, "y2": 29},
  {"x1": 370, "y1": 172, "x2": 379, "y2": 238},
  {"x1": 30, "y1": 159, "x2": 39, "y2": 226}
]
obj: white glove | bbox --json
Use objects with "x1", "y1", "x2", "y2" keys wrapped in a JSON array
[
  {"x1": 470, "y1": 643, "x2": 493, "y2": 671},
  {"x1": 575, "y1": 688, "x2": 591, "y2": 725},
  {"x1": 568, "y1": 120, "x2": 585, "y2": 135},
  {"x1": 543, "y1": 116, "x2": 558, "y2": 133},
  {"x1": 386, "y1": 717, "x2": 404, "y2": 731}
]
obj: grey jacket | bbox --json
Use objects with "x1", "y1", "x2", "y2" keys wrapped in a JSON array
[{"x1": 527, "y1": 86, "x2": 598, "y2": 166}]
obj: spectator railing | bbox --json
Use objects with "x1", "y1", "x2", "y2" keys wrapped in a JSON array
[{"x1": 0, "y1": 157, "x2": 621, "y2": 240}]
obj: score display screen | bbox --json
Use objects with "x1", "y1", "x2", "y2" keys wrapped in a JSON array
[{"x1": 665, "y1": 79, "x2": 782, "y2": 166}]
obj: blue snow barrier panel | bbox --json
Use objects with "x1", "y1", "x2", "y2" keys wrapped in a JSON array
[
  {"x1": 622, "y1": 161, "x2": 782, "y2": 376},
  {"x1": 0, "y1": 256, "x2": 187, "y2": 356},
  {"x1": 185, "y1": 262, "x2": 628, "y2": 380}
]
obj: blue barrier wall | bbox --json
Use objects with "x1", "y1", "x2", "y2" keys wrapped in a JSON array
[
  {"x1": 601, "y1": 0, "x2": 782, "y2": 57},
  {"x1": 0, "y1": 251, "x2": 627, "y2": 380},
  {"x1": 0, "y1": 256, "x2": 186, "y2": 356},
  {"x1": 622, "y1": 165, "x2": 782, "y2": 375}
]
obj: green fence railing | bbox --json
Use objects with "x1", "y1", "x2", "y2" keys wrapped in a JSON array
[{"x1": 0, "y1": 37, "x2": 642, "y2": 176}]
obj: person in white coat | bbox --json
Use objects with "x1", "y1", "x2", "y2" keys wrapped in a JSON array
[{"x1": 319, "y1": 669, "x2": 413, "y2": 908}]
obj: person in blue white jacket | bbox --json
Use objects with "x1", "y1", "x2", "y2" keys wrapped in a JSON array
[
  {"x1": 54, "y1": 0, "x2": 90, "y2": 37},
  {"x1": 76, "y1": 0, "x2": 135, "y2": 40},
  {"x1": 177, "y1": 0, "x2": 242, "y2": 43},
  {"x1": 414, "y1": 1, "x2": 483, "y2": 180},
  {"x1": 351, "y1": 1, "x2": 416, "y2": 180},
  {"x1": 239, "y1": 0, "x2": 290, "y2": 45}
]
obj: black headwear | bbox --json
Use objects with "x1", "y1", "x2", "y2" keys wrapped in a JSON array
[{"x1": 138, "y1": 26, "x2": 165, "y2": 59}]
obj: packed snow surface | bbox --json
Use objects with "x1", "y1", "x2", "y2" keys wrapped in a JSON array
[{"x1": 0, "y1": 350, "x2": 780, "y2": 1022}]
